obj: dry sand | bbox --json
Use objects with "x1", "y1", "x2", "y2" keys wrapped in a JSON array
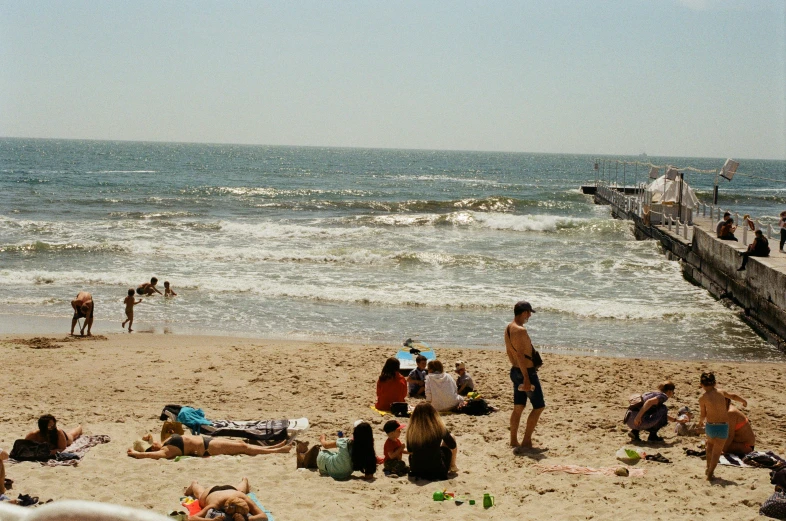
[{"x1": 1, "y1": 333, "x2": 785, "y2": 520}]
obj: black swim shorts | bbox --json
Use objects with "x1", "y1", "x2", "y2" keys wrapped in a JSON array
[{"x1": 510, "y1": 367, "x2": 545, "y2": 409}]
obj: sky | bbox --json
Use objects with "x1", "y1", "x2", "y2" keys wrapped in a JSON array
[{"x1": 1, "y1": 0, "x2": 784, "y2": 159}]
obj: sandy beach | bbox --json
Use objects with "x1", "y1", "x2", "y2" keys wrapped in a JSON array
[{"x1": 1, "y1": 332, "x2": 785, "y2": 520}]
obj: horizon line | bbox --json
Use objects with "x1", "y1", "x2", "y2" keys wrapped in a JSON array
[{"x1": 1, "y1": 134, "x2": 784, "y2": 162}]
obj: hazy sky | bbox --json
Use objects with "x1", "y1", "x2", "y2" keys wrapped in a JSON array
[{"x1": 1, "y1": 1, "x2": 784, "y2": 159}]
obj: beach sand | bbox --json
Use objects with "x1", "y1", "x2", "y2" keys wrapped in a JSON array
[{"x1": 1, "y1": 333, "x2": 785, "y2": 520}]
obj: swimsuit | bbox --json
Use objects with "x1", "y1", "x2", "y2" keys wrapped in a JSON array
[
  {"x1": 207, "y1": 485, "x2": 237, "y2": 496},
  {"x1": 705, "y1": 422, "x2": 729, "y2": 439},
  {"x1": 735, "y1": 418, "x2": 749, "y2": 431},
  {"x1": 162, "y1": 434, "x2": 212, "y2": 456},
  {"x1": 162, "y1": 434, "x2": 185, "y2": 454},
  {"x1": 136, "y1": 287, "x2": 145, "y2": 295}
]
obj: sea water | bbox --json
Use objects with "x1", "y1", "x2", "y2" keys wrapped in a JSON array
[{"x1": 1, "y1": 138, "x2": 785, "y2": 361}]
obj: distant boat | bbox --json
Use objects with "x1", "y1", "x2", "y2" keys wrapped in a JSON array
[{"x1": 639, "y1": 152, "x2": 648, "y2": 158}]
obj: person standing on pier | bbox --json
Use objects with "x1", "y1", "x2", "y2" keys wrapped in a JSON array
[
  {"x1": 505, "y1": 300, "x2": 546, "y2": 451},
  {"x1": 779, "y1": 210, "x2": 786, "y2": 253}
]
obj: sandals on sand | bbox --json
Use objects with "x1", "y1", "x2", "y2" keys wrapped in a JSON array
[{"x1": 645, "y1": 453, "x2": 671, "y2": 464}]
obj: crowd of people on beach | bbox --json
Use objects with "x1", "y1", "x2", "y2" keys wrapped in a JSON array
[{"x1": 4, "y1": 222, "x2": 781, "y2": 520}]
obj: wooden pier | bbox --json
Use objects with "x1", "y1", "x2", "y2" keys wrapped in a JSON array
[{"x1": 592, "y1": 184, "x2": 786, "y2": 352}]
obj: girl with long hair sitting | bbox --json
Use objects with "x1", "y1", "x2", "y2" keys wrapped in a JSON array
[
  {"x1": 406, "y1": 403, "x2": 457, "y2": 480},
  {"x1": 296, "y1": 421, "x2": 377, "y2": 480},
  {"x1": 375, "y1": 357, "x2": 407, "y2": 411},
  {"x1": 25, "y1": 414, "x2": 82, "y2": 454}
]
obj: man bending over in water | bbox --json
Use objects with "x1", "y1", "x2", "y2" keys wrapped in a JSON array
[
  {"x1": 698, "y1": 372, "x2": 747, "y2": 481},
  {"x1": 70, "y1": 291, "x2": 94, "y2": 336},
  {"x1": 185, "y1": 477, "x2": 267, "y2": 521}
]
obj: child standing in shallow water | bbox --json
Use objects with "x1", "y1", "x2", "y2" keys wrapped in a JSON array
[
  {"x1": 164, "y1": 281, "x2": 177, "y2": 297},
  {"x1": 698, "y1": 372, "x2": 747, "y2": 481},
  {"x1": 121, "y1": 289, "x2": 142, "y2": 332}
]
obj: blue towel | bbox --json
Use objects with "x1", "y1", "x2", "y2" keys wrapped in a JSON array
[
  {"x1": 247, "y1": 492, "x2": 274, "y2": 521},
  {"x1": 176, "y1": 407, "x2": 212, "y2": 434}
]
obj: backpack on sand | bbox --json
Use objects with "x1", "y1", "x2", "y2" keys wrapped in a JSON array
[{"x1": 9, "y1": 439, "x2": 51, "y2": 462}]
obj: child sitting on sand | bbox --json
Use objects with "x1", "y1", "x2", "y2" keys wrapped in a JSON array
[
  {"x1": 382, "y1": 420, "x2": 409, "y2": 477},
  {"x1": 121, "y1": 289, "x2": 143, "y2": 332},
  {"x1": 455, "y1": 361, "x2": 475, "y2": 396},
  {"x1": 407, "y1": 355, "x2": 428, "y2": 397},
  {"x1": 164, "y1": 281, "x2": 177, "y2": 297}
]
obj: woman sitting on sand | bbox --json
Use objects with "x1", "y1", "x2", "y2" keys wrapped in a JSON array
[
  {"x1": 376, "y1": 357, "x2": 407, "y2": 411},
  {"x1": 425, "y1": 360, "x2": 464, "y2": 412},
  {"x1": 25, "y1": 414, "x2": 82, "y2": 454},
  {"x1": 295, "y1": 421, "x2": 377, "y2": 480},
  {"x1": 724, "y1": 400, "x2": 755, "y2": 455},
  {"x1": 407, "y1": 402, "x2": 457, "y2": 481},
  {"x1": 184, "y1": 477, "x2": 268, "y2": 521},
  {"x1": 126, "y1": 432, "x2": 291, "y2": 460},
  {"x1": 625, "y1": 381, "x2": 684, "y2": 443}
]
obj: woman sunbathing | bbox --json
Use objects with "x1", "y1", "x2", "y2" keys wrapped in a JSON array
[
  {"x1": 25, "y1": 414, "x2": 82, "y2": 454},
  {"x1": 126, "y1": 433, "x2": 291, "y2": 460},
  {"x1": 185, "y1": 477, "x2": 267, "y2": 521}
]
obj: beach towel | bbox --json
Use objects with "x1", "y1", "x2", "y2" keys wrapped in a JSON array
[
  {"x1": 720, "y1": 452, "x2": 786, "y2": 469},
  {"x1": 8, "y1": 435, "x2": 110, "y2": 467},
  {"x1": 161, "y1": 405, "x2": 304, "y2": 444},
  {"x1": 534, "y1": 464, "x2": 646, "y2": 477},
  {"x1": 370, "y1": 405, "x2": 390, "y2": 416},
  {"x1": 180, "y1": 493, "x2": 274, "y2": 521}
]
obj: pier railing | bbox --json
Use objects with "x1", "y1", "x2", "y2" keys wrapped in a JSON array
[{"x1": 594, "y1": 181, "x2": 774, "y2": 246}]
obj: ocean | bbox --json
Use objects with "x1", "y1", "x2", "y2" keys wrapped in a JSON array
[{"x1": 1, "y1": 138, "x2": 785, "y2": 361}]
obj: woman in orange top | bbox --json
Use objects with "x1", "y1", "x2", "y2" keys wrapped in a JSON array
[{"x1": 376, "y1": 358, "x2": 407, "y2": 411}]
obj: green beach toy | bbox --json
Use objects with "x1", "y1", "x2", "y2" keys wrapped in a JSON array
[
  {"x1": 432, "y1": 491, "x2": 445, "y2": 501},
  {"x1": 483, "y1": 493, "x2": 495, "y2": 509},
  {"x1": 469, "y1": 499, "x2": 476, "y2": 505}
]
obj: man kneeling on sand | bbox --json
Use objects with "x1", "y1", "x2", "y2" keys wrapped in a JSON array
[
  {"x1": 185, "y1": 477, "x2": 268, "y2": 521},
  {"x1": 698, "y1": 372, "x2": 747, "y2": 481}
]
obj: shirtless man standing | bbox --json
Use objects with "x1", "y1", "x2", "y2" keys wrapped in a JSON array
[
  {"x1": 505, "y1": 300, "x2": 546, "y2": 451},
  {"x1": 698, "y1": 372, "x2": 747, "y2": 481},
  {"x1": 70, "y1": 291, "x2": 94, "y2": 336},
  {"x1": 184, "y1": 477, "x2": 268, "y2": 521}
]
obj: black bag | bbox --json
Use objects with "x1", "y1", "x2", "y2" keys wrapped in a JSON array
[
  {"x1": 461, "y1": 398, "x2": 491, "y2": 416},
  {"x1": 9, "y1": 439, "x2": 51, "y2": 462},
  {"x1": 391, "y1": 402, "x2": 409, "y2": 418}
]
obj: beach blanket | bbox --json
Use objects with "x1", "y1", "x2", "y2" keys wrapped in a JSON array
[
  {"x1": 534, "y1": 464, "x2": 646, "y2": 477},
  {"x1": 8, "y1": 435, "x2": 110, "y2": 467},
  {"x1": 370, "y1": 404, "x2": 452, "y2": 416},
  {"x1": 160, "y1": 405, "x2": 304, "y2": 444},
  {"x1": 721, "y1": 451, "x2": 786, "y2": 469},
  {"x1": 180, "y1": 493, "x2": 274, "y2": 521}
]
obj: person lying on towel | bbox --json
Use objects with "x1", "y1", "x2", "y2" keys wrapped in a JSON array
[
  {"x1": 127, "y1": 432, "x2": 291, "y2": 460},
  {"x1": 185, "y1": 477, "x2": 267, "y2": 521}
]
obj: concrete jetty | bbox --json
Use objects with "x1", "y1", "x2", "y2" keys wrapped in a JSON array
[{"x1": 593, "y1": 185, "x2": 786, "y2": 352}]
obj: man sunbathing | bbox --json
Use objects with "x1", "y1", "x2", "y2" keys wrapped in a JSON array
[
  {"x1": 126, "y1": 433, "x2": 291, "y2": 460},
  {"x1": 185, "y1": 477, "x2": 267, "y2": 521}
]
